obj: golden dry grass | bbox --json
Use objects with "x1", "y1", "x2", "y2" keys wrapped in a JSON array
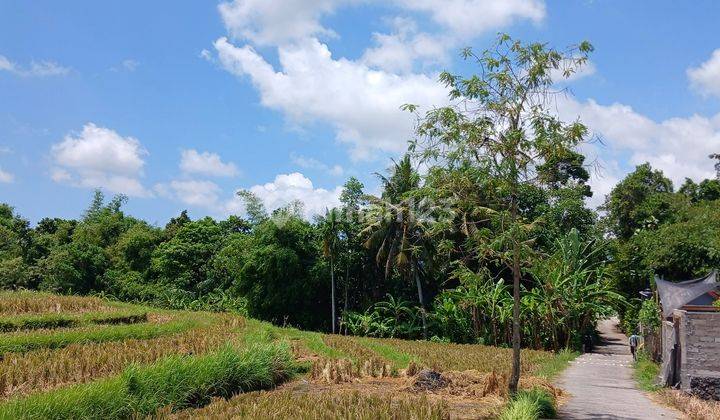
[
  {"x1": 322, "y1": 335, "x2": 384, "y2": 364},
  {"x1": 659, "y1": 389, "x2": 720, "y2": 420},
  {"x1": 165, "y1": 389, "x2": 449, "y2": 420},
  {"x1": 0, "y1": 291, "x2": 115, "y2": 315},
  {"x1": 373, "y1": 338, "x2": 553, "y2": 374},
  {"x1": 0, "y1": 315, "x2": 245, "y2": 400}
]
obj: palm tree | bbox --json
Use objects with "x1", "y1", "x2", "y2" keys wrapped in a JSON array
[
  {"x1": 363, "y1": 156, "x2": 435, "y2": 338},
  {"x1": 320, "y1": 208, "x2": 341, "y2": 333}
]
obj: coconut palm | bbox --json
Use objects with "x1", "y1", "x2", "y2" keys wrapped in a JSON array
[
  {"x1": 320, "y1": 208, "x2": 341, "y2": 333},
  {"x1": 362, "y1": 156, "x2": 437, "y2": 338}
]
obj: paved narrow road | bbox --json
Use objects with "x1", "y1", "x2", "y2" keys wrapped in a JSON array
[{"x1": 556, "y1": 318, "x2": 679, "y2": 420}]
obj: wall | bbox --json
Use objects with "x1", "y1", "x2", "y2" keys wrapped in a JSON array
[{"x1": 676, "y1": 309, "x2": 720, "y2": 400}]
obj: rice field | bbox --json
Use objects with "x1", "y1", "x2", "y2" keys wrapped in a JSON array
[{"x1": 0, "y1": 291, "x2": 575, "y2": 419}]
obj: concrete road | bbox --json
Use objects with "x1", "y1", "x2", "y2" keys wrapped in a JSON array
[{"x1": 556, "y1": 318, "x2": 679, "y2": 420}]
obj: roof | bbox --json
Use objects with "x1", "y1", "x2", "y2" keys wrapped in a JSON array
[{"x1": 656, "y1": 271, "x2": 718, "y2": 318}]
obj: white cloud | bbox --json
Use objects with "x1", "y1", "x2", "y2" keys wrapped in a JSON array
[
  {"x1": 290, "y1": 153, "x2": 344, "y2": 176},
  {"x1": 0, "y1": 54, "x2": 70, "y2": 77},
  {"x1": 688, "y1": 48, "x2": 720, "y2": 98},
  {"x1": 557, "y1": 97, "x2": 720, "y2": 203},
  {"x1": 214, "y1": 37, "x2": 449, "y2": 160},
  {"x1": 248, "y1": 172, "x2": 343, "y2": 218},
  {"x1": 122, "y1": 59, "x2": 139, "y2": 72},
  {"x1": 157, "y1": 172, "x2": 340, "y2": 219},
  {"x1": 362, "y1": 17, "x2": 449, "y2": 73},
  {"x1": 394, "y1": 0, "x2": 545, "y2": 39},
  {"x1": 214, "y1": 0, "x2": 547, "y2": 160},
  {"x1": 218, "y1": 0, "x2": 343, "y2": 46},
  {"x1": 0, "y1": 166, "x2": 13, "y2": 183},
  {"x1": 218, "y1": 0, "x2": 544, "y2": 46},
  {"x1": 51, "y1": 123, "x2": 151, "y2": 197},
  {"x1": 180, "y1": 149, "x2": 240, "y2": 177}
]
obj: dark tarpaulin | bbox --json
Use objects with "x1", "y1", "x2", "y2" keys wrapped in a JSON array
[{"x1": 656, "y1": 271, "x2": 718, "y2": 318}]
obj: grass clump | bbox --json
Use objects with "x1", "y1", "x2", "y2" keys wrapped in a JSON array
[
  {"x1": 634, "y1": 351, "x2": 661, "y2": 391},
  {"x1": 0, "y1": 315, "x2": 205, "y2": 354},
  {"x1": 0, "y1": 342, "x2": 296, "y2": 419},
  {"x1": 499, "y1": 388, "x2": 556, "y2": 420}
]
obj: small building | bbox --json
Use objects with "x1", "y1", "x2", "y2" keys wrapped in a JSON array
[{"x1": 657, "y1": 271, "x2": 720, "y2": 400}]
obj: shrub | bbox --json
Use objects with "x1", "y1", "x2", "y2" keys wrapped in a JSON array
[{"x1": 500, "y1": 387, "x2": 556, "y2": 420}]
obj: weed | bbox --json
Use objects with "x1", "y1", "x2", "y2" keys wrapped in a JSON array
[{"x1": 634, "y1": 351, "x2": 660, "y2": 392}]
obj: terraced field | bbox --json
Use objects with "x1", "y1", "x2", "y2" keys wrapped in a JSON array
[{"x1": 0, "y1": 291, "x2": 575, "y2": 419}]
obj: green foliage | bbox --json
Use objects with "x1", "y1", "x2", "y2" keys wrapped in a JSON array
[
  {"x1": 634, "y1": 351, "x2": 661, "y2": 391},
  {"x1": 233, "y1": 215, "x2": 329, "y2": 329},
  {"x1": 638, "y1": 299, "x2": 661, "y2": 333},
  {"x1": 500, "y1": 387, "x2": 556, "y2": 420},
  {"x1": 151, "y1": 217, "x2": 225, "y2": 291},
  {"x1": 343, "y1": 295, "x2": 422, "y2": 339},
  {"x1": 0, "y1": 342, "x2": 296, "y2": 419},
  {"x1": 602, "y1": 163, "x2": 675, "y2": 240}
]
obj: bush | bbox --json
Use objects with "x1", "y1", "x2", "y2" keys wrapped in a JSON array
[{"x1": 500, "y1": 388, "x2": 556, "y2": 420}]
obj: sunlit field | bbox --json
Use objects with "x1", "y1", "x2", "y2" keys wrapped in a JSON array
[{"x1": 0, "y1": 291, "x2": 572, "y2": 419}]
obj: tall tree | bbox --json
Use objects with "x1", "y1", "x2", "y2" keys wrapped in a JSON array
[
  {"x1": 408, "y1": 35, "x2": 593, "y2": 392},
  {"x1": 364, "y1": 156, "x2": 435, "y2": 338},
  {"x1": 320, "y1": 208, "x2": 341, "y2": 333}
]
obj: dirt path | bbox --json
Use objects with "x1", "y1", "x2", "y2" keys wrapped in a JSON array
[{"x1": 556, "y1": 318, "x2": 679, "y2": 419}]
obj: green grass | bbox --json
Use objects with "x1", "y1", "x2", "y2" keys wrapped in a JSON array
[
  {"x1": 243, "y1": 319, "x2": 346, "y2": 359},
  {"x1": 0, "y1": 314, "x2": 208, "y2": 354},
  {"x1": 534, "y1": 349, "x2": 579, "y2": 379},
  {"x1": 0, "y1": 310, "x2": 148, "y2": 332},
  {"x1": 634, "y1": 351, "x2": 661, "y2": 391},
  {"x1": 499, "y1": 388, "x2": 556, "y2": 420},
  {"x1": 359, "y1": 337, "x2": 417, "y2": 369},
  {"x1": 0, "y1": 342, "x2": 297, "y2": 419}
]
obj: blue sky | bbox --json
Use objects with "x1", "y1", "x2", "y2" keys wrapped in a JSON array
[{"x1": 1, "y1": 1, "x2": 719, "y2": 224}]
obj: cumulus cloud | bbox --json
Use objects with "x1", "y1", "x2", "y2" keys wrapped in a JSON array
[
  {"x1": 0, "y1": 54, "x2": 70, "y2": 77},
  {"x1": 394, "y1": 0, "x2": 545, "y2": 39},
  {"x1": 290, "y1": 153, "x2": 344, "y2": 176},
  {"x1": 157, "y1": 172, "x2": 342, "y2": 219},
  {"x1": 180, "y1": 149, "x2": 240, "y2": 177},
  {"x1": 214, "y1": 37, "x2": 449, "y2": 160},
  {"x1": 248, "y1": 172, "x2": 343, "y2": 218},
  {"x1": 214, "y1": 0, "x2": 547, "y2": 159},
  {"x1": 50, "y1": 123, "x2": 151, "y2": 197},
  {"x1": 687, "y1": 48, "x2": 720, "y2": 98},
  {"x1": 0, "y1": 166, "x2": 13, "y2": 183},
  {"x1": 218, "y1": 0, "x2": 343, "y2": 46},
  {"x1": 362, "y1": 17, "x2": 449, "y2": 73},
  {"x1": 557, "y1": 97, "x2": 720, "y2": 205}
]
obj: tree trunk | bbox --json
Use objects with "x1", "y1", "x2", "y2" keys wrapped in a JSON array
[
  {"x1": 331, "y1": 256, "x2": 336, "y2": 334},
  {"x1": 509, "y1": 195, "x2": 522, "y2": 395},
  {"x1": 414, "y1": 263, "x2": 427, "y2": 339}
]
